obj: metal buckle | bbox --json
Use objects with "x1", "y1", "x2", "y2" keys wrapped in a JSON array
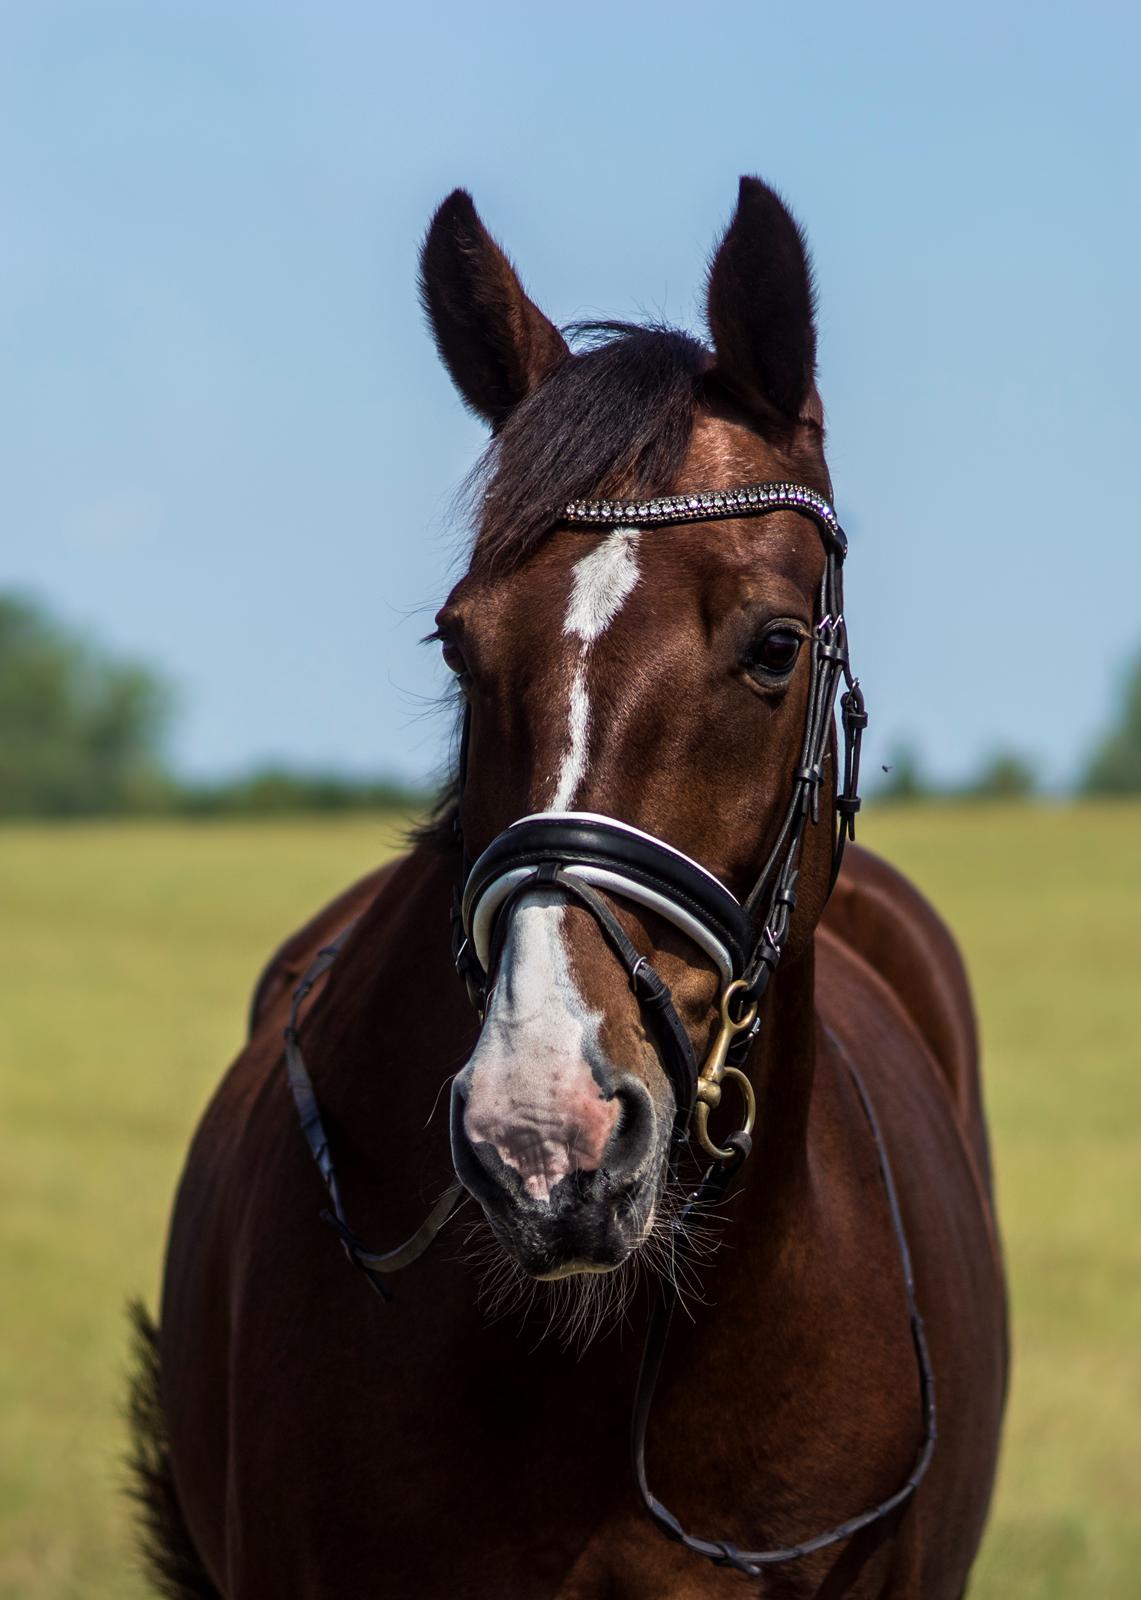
[{"x1": 693, "y1": 980, "x2": 759, "y2": 1161}]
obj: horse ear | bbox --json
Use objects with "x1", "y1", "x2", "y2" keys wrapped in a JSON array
[
  {"x1": 706, "y1": 177, "x2": 819, "y2": 425},
  {"x1": 420, "y1": 190, "x2": 569, "y2": 430}
]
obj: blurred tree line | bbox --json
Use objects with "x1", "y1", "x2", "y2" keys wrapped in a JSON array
[
  {"x1": 1081, "y1": 650, "x2": 1141, "y2": 793},
  {"x1": 3, "y1": 592, "x2": 1140, "y2": 817},
  {"x1": 0, "y1": 594, "x2": 426, "y2": 818},
  {"x1": 878, "y1": 743, "x2": 1040, "y2": 803}
]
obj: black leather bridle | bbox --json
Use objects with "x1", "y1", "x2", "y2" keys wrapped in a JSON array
[
  {"x1": 451, "y1": 481, "x2": 866, "y2": 1159},
  {"x1": 282, "y1": 480, "x2": 936, "y2": 1579}
]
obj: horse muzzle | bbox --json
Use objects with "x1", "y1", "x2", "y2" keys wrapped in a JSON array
[{"x1": 449, "y1": 1063, "x2": 663, "y2": 1274}]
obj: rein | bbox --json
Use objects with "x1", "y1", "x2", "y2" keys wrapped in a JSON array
[
  {"x1": 282, "y1": 479, "x2": 936, "y2": 1576},
  {"x1": 283, "y1": 928, "x2": 463, "y2": 1302},
  {"x1": 630, "y1": 1033, "x2": 937, "y2": 1577}
]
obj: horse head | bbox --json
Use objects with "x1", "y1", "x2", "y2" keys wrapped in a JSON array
[{"x1": 428, "y1": 181, "x2": 850, "y2": 1282}]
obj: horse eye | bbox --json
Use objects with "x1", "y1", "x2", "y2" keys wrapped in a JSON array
[
  {"x1": 749, "y1": 628, "x2": 803, "y2": 678},
  {"x1": 440, "y1": 638, "x2": 468, "y2": 678},
  {"x1": 427, "y1": 627, "x2": 469, "y2": 679}
]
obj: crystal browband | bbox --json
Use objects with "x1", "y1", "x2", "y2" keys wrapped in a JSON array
[{"x1": 561, "y1": 480, "x2": 846, "y2": 555}]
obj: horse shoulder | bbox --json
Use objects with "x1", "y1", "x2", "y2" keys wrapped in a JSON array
[
  {"x1": 244, "y1": 854, "x2": 407, "y2": 1037},
  {"x1": 159, "y1": 842, "x2": 452, "y2": 1589},
  {"x1": 814, "y1": 868, "x2": 1008, "y2": 1592},
  {"x1": 819, "y1": 841, "x2": 994, "y2": 1198}
]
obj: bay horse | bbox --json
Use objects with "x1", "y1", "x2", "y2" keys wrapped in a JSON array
[{"x1": 130, "y1": 178, "x2": 1007, "y2": 1597}]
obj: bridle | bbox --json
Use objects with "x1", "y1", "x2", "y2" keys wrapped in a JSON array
[
  {"x1": 452, "y1": 480, "x2": 866, "y2": 1161},
  {"x1": 282, "y1": 480, "x2": 936, "y2": 1579}
]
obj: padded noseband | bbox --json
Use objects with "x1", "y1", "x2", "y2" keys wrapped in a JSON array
[{"x1": 461, "y1": 812, "x2": 755, "y2": 988}]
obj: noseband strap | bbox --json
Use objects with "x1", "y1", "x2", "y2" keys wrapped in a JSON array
[{"x1": 463, "y1": 812, "x2": 755, "y2": 988}]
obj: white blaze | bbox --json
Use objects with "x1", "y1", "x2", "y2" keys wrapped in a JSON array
[
  {"x1": 462, "y1": 892, "x2": 615, "y2": 1201},
  {"x1": 550, "y1": 528, "x2": 641, "y2": 811},
  {"x1": 462, "y1": 530, "x2": 643, "y2": 1203}
]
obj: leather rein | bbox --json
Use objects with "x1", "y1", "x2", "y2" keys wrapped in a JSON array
[{"x1": 282, "y1": 480, "x2": 936, "y2": 1578}]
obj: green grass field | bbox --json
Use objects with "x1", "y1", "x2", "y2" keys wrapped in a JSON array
[{"x1": 1, "y1": 805, "x2": 1138, "y2": 1597}]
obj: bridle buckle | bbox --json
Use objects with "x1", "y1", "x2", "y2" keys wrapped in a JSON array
[{"x1": 693, "y1": 980, "x2": 759, "y2": 1161}]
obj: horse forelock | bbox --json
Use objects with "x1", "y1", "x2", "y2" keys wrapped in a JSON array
[{"x1": 468, "y1": 323, "x2": 707, "y2": 576}]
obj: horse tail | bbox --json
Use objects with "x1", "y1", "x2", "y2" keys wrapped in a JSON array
[{"x1": 125, "y1": 1301, "x2": 222, "y2": 1600}]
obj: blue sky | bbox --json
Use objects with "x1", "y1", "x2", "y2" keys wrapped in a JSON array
[{"x1": 3, "y1": 1, "x2": 1138, "y2": 788}]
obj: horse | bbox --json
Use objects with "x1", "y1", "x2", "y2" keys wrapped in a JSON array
[{"x1": 129, "y1": 177, "x2": 1007, "y2": 1598}]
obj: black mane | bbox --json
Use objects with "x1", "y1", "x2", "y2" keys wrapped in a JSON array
[{"x1": 469, "y1": 323, "x2": 708, "y2": 573}]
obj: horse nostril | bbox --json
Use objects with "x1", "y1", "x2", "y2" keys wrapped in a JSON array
[
  {"x1": 449, "y1": 1072, "x2": 500, "y2": 1202},
  {"x1": 604, "y1": 1078, "x2": 655, "y2": 1183}
]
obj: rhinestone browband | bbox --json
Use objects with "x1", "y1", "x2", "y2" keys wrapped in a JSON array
[{"x1": 561, "y1": 480, "x2": 846, "y2": 555}]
